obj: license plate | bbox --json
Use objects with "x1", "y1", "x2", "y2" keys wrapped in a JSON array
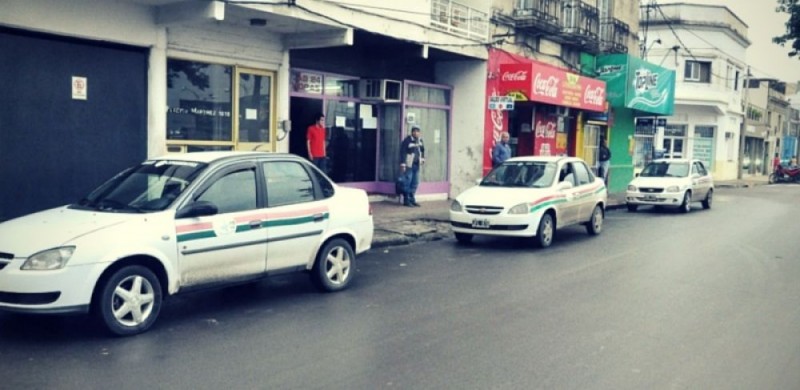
[
  {"x1": 644, "y1": 195, "x2": 657, "y2": 201},
  {"x1": 471, "y1": 219, "x2": 490, "y2": 229}
]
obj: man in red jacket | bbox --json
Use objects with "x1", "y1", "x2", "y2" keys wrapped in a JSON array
[{"x1": 307, "y1": 113, "x2": 327, "y2": 173}]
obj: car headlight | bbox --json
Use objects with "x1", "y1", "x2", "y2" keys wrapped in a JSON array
[
  {"x1": 450, "y1": 200, "x2": 463, "y2": 212},
  {"x1": 666, "y1": 185, "x2": 680, "y2": 192},
  {"x1": 508, "y1": 203, "x2": 530, "y2": 215},
  {"x1": 627, "y1": 185, "x2": 638, "y2": 192},
  {"x1": 21, "y1": 246, "x2": 75, "y2": 271}
]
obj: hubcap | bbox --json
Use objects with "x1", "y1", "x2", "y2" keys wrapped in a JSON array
[
  {"x1": 593, "y1": 208, "x2": 603, "y2": 230},
  {"x1": 325, "y1": 246, "x2": 351, "y2": 285},
  {"x1": 112, "y1": 275, "x2": 155, "y2": 327},
  {"x1": 542, "y1": 218, "x2": 553, "y2": 244}
]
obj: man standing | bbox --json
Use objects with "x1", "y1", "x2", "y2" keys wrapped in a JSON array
[
  {"x1": 492, "y1": 132, "x2": 512, "y2": 168},
  {"x1": 307, "y1": 113, "x2": 327, "y2": 173},
  {"x1": 399, "y1": 126, "x2": 425, "y2": 207},
  {"x1": 598, "y1": 136, "x2": 611, "y2": 184}
]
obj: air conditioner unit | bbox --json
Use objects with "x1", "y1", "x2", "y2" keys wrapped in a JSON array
[{"x1": 359, "y1": 79, "x2": 402, "y2": 102}]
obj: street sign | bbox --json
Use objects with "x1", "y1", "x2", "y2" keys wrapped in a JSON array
[{"x1": 488, "y1": 95, "x2": 514, "y2": 111}]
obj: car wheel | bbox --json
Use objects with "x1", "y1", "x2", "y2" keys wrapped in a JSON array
[
  {"x1": 586, "y1": 205, "x2": 603, "y2": 235},
  {"x1": 534, "y1": 213, "x2": 554, "y2": 248},
  {"x1": 680, "y1": 191, "x2": 692, "y2": 213},
  {"x1": 311, "y1": 238, "x2": 355, "y2": 292},
  {"x1": 702, "y1": 189, "x2": 713, "y2": 209},
  {"x1": 627, "y1": 204, "x2": 638, "y2": 212},
  {"x1": 455, "y1": 232, "x2": 473, "y2": 245},
  {"x1": 96, "y1": 265, "x2": 162, "y2": 336}
]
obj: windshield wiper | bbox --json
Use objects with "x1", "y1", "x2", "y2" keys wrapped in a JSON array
[{"x1": 95, "y1": 199, "x2": 143, "y2": 213}]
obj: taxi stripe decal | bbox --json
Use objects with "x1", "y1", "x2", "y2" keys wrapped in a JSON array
[
  {"x1": 176, "y1": 207, "x2": 330, "y2": 243},
  {"x1": 527, "y1": 184, "x2": 605, "y2": 213}
]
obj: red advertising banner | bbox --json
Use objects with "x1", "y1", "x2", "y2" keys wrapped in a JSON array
[
  {"x1": 533, "y1": 115, "x2": 558, "y2": 156},
  {"x1": 499, "y1": 63, "x2": 606, "y2": 112}
]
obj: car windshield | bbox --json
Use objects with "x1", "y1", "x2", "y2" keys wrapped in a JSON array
[
  {"x1": 480, "y1": 161, "x2": 556, "y2": 188},
  {"x1": 640, "y1": 161, "x2": 689, "y2": 178},
  {"x1": 71, "y1": 159, "x2": 208, "y2": 213}
]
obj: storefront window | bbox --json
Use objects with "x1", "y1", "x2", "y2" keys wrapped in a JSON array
[
  {"x1": 167, "y1": 59, "x2": 232, "y2": 142},
  {"x1": 406, "y1": 84, "x2": 450, "y2": 105},
  {"x1": 406, "y1": 107, "x2": 449, "y2": 182},
  {"x1": 379, "y1": 105, "x2": 403, "y2": 182},
  {"x1": 324, "y1": 75, "x2": 358, "y2": 98},
  {"x1": 693, "y1": 125, "x2": 715, "y2": 169},
  {"x1": 238, "y1": 72, "x2": 271, "y2": 143}
]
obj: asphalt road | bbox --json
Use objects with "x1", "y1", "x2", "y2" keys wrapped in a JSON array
[{"x1": 2, "y1": 185, "x2": 800, "y2": 389}]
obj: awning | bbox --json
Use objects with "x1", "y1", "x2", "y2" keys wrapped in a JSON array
[{"x1": 498, "y1": 62, "x2": 607, "y2": 113}]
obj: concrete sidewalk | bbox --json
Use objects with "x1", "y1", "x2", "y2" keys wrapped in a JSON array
[{"x1": 369, "y1": 175, "x2": 769, "y2": 249}]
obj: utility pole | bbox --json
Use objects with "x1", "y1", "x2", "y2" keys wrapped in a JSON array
[{"x1": 738, "y1": 66, "x2": 751, "y2": 179}]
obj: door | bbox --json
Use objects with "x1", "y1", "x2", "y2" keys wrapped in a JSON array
[
  {"x1": 262, "y1": 160, "x2": 329, "y2": 272},
  {"x1": 556, "y1": 162, "x2": 580, "y2": 226},
  {"x1": 570, "y1": 161, "x2": 598, "y2": 222},
  {"x1": 236, "y1": 68, "x2": 275, "y2": 152},
  {"x1": 176, "y1": 163, "x2": 267, "y2": 287},
  {"x1": 691, "y1": 161, "x2": 711, "y2": 200}
]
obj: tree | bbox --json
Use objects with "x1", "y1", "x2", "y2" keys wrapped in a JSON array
[{"x1": 774, "y1": 0, "x2": 800, "y2": 57}]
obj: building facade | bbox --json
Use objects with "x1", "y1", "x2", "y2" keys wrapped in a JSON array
[
  {"x1": 0, "y1": 0, "x2": 491, "y2": 219},
  {"x1": 640, "y1": 3, "x2": 750, "y2": 181}
]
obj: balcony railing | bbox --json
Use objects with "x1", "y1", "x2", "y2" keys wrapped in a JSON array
[
  {"x1": 431, "y1": 0, "x2": 489, "y2": 41},
  {"x1": 512, "y1": 0, "x2": 561, "y2": 34},
  {"x1": 561, "y1": 0, "x2": 599, "y2": 51},
  {"x1": 599, "y1": 17, "x2": 629, "y2": 53}
]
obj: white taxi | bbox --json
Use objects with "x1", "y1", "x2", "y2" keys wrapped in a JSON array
[
  {"x1": 450, "y1": 156, "x2": 607, "y2": 248},
  {"x1": 0, "y1": 152, "x2": 373, "y2": 336},
  {"x1": 626, "y1": 158, "x2": 714, "y2": 213}
]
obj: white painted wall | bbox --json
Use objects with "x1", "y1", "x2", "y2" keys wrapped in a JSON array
[{"x1": 436, "y1": 60, "x2": 487, "y2": 198}]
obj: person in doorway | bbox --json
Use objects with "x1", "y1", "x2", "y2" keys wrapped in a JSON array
[
  {"x1": 790, "y1": 155, "x2": 798, "y2": 168},
  {"x1": 492, "y1": 132, "x2": 512, "y2": 168},
  {"x1": 306, "y1": 113, "x2": 327, "y2": 173},
  {"x1": 399, "y1": 126, "x2": 425, "y2": 207},
  {"x1": 598, "y1": 136, "x2": 611, "y2": 184}
]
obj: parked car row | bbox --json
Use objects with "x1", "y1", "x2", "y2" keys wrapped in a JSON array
[
  {"x1": 0, "y1": 152, "x2": 374, "y2": 336},
  {"x1": 449, "y1": 157, "x2": 714, "y2": 247},
  {"x1": 0, "y1": 153, "x2": 715, "y2": 337}
]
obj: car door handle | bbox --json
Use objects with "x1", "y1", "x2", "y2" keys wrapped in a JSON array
[
  {"x1": 312, "y1": 213, "x2": 325, "y2": 222},
  {"x1": 249, "y1": 220, "x2": 262, "y2": 229}
]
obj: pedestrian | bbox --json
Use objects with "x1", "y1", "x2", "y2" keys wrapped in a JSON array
[
  {"x1": 307, "y1": 113, "x2": 327, "y2": 173},
  {"x1": 791, "y1": 155, "x2": 798, "y2": 168},
  {"x1": 492, "y1": 131, "x2": 512, "y2": 168},
  {"x1": 773, "y1": 152, "x2": 781, "y2": 172},
  {"x1": 598, "y1": 136, "x2": 611, "y2": 184},
  {"x1": 399, "y1": 126, "x2": 425, "y2": 207}
]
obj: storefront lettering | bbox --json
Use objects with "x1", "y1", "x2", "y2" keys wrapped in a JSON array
[
  {"x1": 501, "y1": 70, "x2": 528, "y2": 82},
  {"x1": 533, "y1": 74, "x2": 559, "y2": 98},
  {"x1": 584, "y1": 86, "x2": 605, "y2": 106},
  {"x1": 634, "y1": 69, "x2": 658, "y2": 92},
  {"x1": 168, "y1": 106, "x2": 230, "y2": 117}
]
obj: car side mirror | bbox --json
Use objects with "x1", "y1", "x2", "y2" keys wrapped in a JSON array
[
  {"x1": 176, "y1": 201, "x2": 218, "y2": 219},
  {"x1": 556, "y1": 181, "x2": 573, "y2": 191}
]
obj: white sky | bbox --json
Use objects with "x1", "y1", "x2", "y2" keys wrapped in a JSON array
[{"x1": 658, "y1": 0, "x2": 800, "y2": 82}]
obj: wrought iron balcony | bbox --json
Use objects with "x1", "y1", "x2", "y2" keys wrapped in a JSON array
[
  {"x1": 599, "y1": 17, "x2": 629, "y2": 53},
  {"x1": 431, "y1": 0, "x2": 489, "y2": 41},
  {"x1": 560, "y1": 0, "x2": 599, "y2": 52},
  {"x1": 512, "y1": 0, "x2": 561, "y2": 35}
]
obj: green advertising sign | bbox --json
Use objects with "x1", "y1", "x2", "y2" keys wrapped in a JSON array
[
  {"x1": 626, "y1": 56, "x2": 675, "y2": 115},
  {"x1": 595, "y1": 54, "x2": 628, "y2": 107},
  {"x1": 596, "y1": 54, "x2": 675, "y2": 116}
]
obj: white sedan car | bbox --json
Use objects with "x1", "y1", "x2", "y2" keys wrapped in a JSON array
[
  {"x1": 626, "y1": 158, "x2": 714, "y2": 213},
  {"x1": 450, "y1": 156, "x2": 607, "y2": 248},
  {"x1": 0, "y1": 151, "x2": 373, "y2": 336}
]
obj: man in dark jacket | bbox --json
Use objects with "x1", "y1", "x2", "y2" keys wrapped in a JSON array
[{"x1": 399, "y1": 126, "x2": 425, "y2": 207}]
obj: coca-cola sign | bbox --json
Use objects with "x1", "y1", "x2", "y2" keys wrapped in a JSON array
[
  {"x1": 533, "y1": 74, "x2": 559, "y2": 98},
  {"x1": 501, "y1": 70, "x2": 528, "y2": 82},
  {"x1": 499, "y1": 63, "x2": 606, "y2": 112}
]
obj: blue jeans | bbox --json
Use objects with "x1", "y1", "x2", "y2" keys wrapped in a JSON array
[
  {"x1": 312, "y1": 157, "x2": 327, "y2": 174},
  {"x1": 405, "y1": 165, "x2": 420, "y2": 204}
]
